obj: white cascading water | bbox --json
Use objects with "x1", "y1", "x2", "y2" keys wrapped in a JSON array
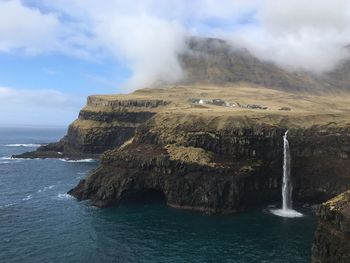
[
  {"x1": 271, "y1": 130, "x2": 303, "y2": 218},
  {"x1": 282, "y1": 130, "x2": 292, "y2": 210}
]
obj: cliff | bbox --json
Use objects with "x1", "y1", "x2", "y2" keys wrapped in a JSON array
[
  {"x1": 68, "y1": 111, "x2": 350, "y2": 212},
  {"x1": 14, "y1": 93, "x2": 170, "y2": 159},
  {"x1": 13, "y1": 36, "x2": 350, "y2": 261},
  {"x1": 312, "y1": 190, "x2": 350, "y2": 263},
  {"x1": 35, "y1": 84, "x2": 348, "y2": 213}
]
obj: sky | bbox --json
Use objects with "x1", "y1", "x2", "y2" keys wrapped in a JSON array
[{"x1": 0, "y1": 0, "x2": 350, "y2": 126}]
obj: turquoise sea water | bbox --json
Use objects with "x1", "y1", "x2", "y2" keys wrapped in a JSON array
[{"x1": 0, "y1": 127, "x2": 316, "y2": 263}]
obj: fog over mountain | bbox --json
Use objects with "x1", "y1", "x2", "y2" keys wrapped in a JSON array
[
  {"x1": 1, "y1": 0, "x2": 350, "y2": 89},
  {"x1": 175, "y1": 37, "x2": 350, "y2": 92}
]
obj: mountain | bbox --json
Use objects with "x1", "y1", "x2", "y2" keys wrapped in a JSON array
[
  {"x1": 178, "y1": 37, "x2": 350, "y2": 92},
  {"x1": 323, "y1": 59, "x2": 350, "y2": 90}
]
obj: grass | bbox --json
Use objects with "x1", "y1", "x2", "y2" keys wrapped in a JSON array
[{"x1": 81, "y1": 84, "x2": 350, "y2": 128}]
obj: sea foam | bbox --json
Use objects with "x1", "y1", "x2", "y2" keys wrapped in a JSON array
[
  {"x1": 59, "y1": 158, "x2": 96, "y2": 163},
  {"x1": 56, "y1": 193, "x2": 74, "y2": 200},
  {"x1": 5, "y1": 144, "x2": 42, "y2": 147},
  {"x1": 22, "y1": 195, "x2": 33, "y2": 201},
  {"x1": 270, "y1": 208, "x2": 304, "y2": 218}
]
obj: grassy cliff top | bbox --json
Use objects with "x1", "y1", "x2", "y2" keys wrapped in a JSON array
[{"x1": 83, "y1": 84, "x2": 350, "y2": 128}]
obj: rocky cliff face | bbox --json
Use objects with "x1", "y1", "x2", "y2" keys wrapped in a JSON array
[
  {"x1": 312, "y1": 190, "x2": 350, "y2": 263},
  {"x1": 14, "y1": 95, "x2": 170, "y2": 159},
  {"x1": 68, "y1": 111, "x2": 350, "y2": 212},
  {"x1": 15, "y1": 83, "x2": 350, "y2": 214},
  {"x1": 69, "y1": 116, "x2": 284, "y2": 212}
]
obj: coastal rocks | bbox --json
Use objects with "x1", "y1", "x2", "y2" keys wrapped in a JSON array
[
  {"x1": 312, "y1": 190, "x2": 350, "y2": 263},
  {"x1": 69, "y1": 112, "x2": 350, "y2": 213},
  {"x1": 68, "y1": 117, "x2": 286, "y2": 212},
  {"x1": 13, "y1": 96, "x2": 169, "y2": 159},
  {"x1": 69, "y1": 142, "x2": 282, "y2": 212}
]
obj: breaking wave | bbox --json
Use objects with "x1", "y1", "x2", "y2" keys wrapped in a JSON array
[
  {"x1": 56, "y1": 193, "x2": 74, "y2": 200},
  {"x1": 0, "y1": 202, "x2": 16, "y2": 208},
  {"x1": 59, "y1": 159, "x2": 96, "y2": 163},
  {"x1": 0, "y1": 157, "x2": 23, "y2": 163},
  {"x1": 0, "y1": 157, "x2": 12, "y2": 160},
  {"x1": 5, "y1": 144, "x2": 42, "y2": 147},
  {"x1": 0, "y1": 157, "x2": 38, "y2": 162},
  {"x1": 22, "y1": 195, "x2": 33, "y2": 201}
]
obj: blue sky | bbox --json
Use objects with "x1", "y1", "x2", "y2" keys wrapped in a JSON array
[
  {"x1": 0, "y1": 0, "x2": 349, "y2": 126},
  {"x1": 0, "y1": 52, "x2": 131, "y2": 94}
]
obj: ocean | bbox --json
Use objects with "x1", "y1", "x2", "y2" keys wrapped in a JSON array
[{"x1": 0, "y1": 127, "x2": 316, "y2": 263}]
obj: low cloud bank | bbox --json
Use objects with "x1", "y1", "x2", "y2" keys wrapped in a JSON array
[
  {"x1": 1, "y1": 0, "x2": 350, "y2": 87},
  {"x1": 0, "y1": 87, "x2": 84, "y2": 125}
]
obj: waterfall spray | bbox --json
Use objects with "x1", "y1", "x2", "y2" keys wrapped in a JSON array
[{"x1": 270, "y1": 130, "x2": 303, "y2": 218}]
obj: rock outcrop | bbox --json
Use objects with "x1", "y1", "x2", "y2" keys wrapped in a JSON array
[
  {"x1": 13, "y1": 94, "x2": 170, "y2": 159},
  {"x1": 68, "y1": 118, "x2": 285, "y2": 212},
  {"x1": 68, "y1": 109, "x2": 350, "y2": 212},
  {"x1": 312, "y1": 190, "x2": 350, "y2": 263},
  {"x1": 16, "y1": 83, "x2": 350, "y2": 213}
]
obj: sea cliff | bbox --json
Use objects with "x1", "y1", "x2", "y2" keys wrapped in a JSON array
[
  {"x1": 15, "y1": 84, "x2": 350, "y2": 262},
  {"x1": 17, "y1": 85, "x2": 350, "y2": 213},
  {"x1": 312, "y1": 190, "x2": 350, "y2": 262},
  {"x1": 68, "y1": 109, "x2": 350, "y2": 212}
]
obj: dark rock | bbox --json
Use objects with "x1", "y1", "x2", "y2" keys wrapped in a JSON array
[
  {"x1": 68, "y1": 116, "x2": 350, "y2": 213},
  {"x1": 312, "y1": 190, "x2": 350, "y2": 263},
  {"x1": 14, "y1": 97, "x2": 162, "y2": 159}
]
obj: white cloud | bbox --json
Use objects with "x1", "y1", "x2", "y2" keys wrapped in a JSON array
[
  {"x1": 1, "y1": 0, "x2": 350, "y2": 87},
  {"x1": 0, "y1": 87, "x2": 84, "y2": 125},
  {"x1": 0, "y1": 0, "x2": 60, "y2": 54},
  {"x1": 98, "y1": 15, "x2": 186, "y2": 88},
  {"x1": 235, "y1": 0, "x2": 350, "y2": 73}
]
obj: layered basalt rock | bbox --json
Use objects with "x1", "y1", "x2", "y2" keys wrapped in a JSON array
[
  {"x1": 13, "y1": 96, "x2": 170, "y2": 159},
  {"x1": 290, "y1": 125, "x2": 350, "y2": 203},
  {"x1": 68, "y1": 112, "x2": 350, "y2": 212},
  {"x1": 69, "y1": 140, "x2": 283, "y2": 212},
  {"x1": 312, "y1": 190, "x2": 350, "y2": 263}
]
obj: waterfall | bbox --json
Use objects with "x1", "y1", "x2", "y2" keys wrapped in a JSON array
[
  {"x1": 282, "y1": 130, "x2": 292, "y2": 210},
  {"x1": 270, "y1": 130, "x2": 303, "y2": 218}
]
